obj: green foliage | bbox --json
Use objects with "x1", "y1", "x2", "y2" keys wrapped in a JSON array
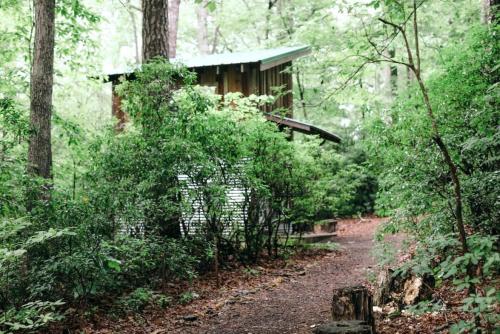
[
  {"x1": 301, "y1": 242, "x2": 339, "y2": 252},
  {"x1": 118, "y1": 288, "x2": 154, "y2": 312},
  {"x1": 0, "y1": 300, "x2": 65, "y2": 334},
  {"x1": 366, "y1": 23, "x2": 499, "y2": 332},
  {"x1": 367, "y1": 25, "x2": 499, "y2": 235},
  {"x1": 0, "y1": 98, "x2": 29, "y2": 216},
  {"x1": 178, "y1": 291, "x2": 200, "y2": 305}
]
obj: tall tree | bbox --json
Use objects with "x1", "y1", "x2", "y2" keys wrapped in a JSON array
[
  {"x1": 168, "y1": 0, "x2": 181, "y2": 57},
  {"x1": 142, "y1": 0, "x2": 169, "y2": 60},
  {"x1": 196, "y1": 0, "x2": 210, "y2": 54},
  {"x1": 140, "y1": 0, "x2": 181, "y2": 238},
  {"x1": 27, "y1": 0, "x2": 56, "y2": 204},
  {"x1": 122, "y1": 0, "x2": 141, "y2": 64},
  {"x1": 375, "y1": 1, "x2": 468, "y2": 253}
]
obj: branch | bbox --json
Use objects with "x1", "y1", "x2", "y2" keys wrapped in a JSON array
[
  {"x1": 378, "y1": 17, "x2": 416, "y2": 70},
  {"x1": 118, "y1": 0, "x2": 142, "y2": 12},
  {"x1": 268, "y1": 0, "x2": 279, "y2": 10},
  {"x1": 377, "y1": 0, "x2": 427, "y2": 72},
  {"x1": 362, "y1": 20, "x2": 403, "y2": 65},
  {"x1": 306, "y1": 59, "x2": 375, "y2": 108},
  {"x1": 378, "y1": 17, "x2": 401, "y2": 31},
  {"x1": 413, "y1": 0, "x2": 421, "y2": 73}
]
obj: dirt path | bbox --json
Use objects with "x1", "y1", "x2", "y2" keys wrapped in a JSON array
[
  {"x1": 168, "y1": 218, "x2": 385, "y2": 334},
  {"x1": 83, "y1": 218, "x2": 391, "y2": 334}
]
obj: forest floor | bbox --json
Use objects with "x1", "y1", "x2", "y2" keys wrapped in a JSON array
[{"x1": 82, "y1": 217, "x2": 407, "y2": 334}]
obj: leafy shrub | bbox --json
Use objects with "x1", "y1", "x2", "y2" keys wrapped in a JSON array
[
  {"x1": 118, "y1": 288, "x2": 154, "y2": 312},
  {"x1": 0, "y1": 300, "x2": 65, "y2": 334},
  {"x1": 178, "y1": 291, "x2": 199, "y2": 305}
]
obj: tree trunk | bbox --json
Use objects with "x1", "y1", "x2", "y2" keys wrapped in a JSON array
[
  {"x1": 378, "y1": 2, "x2": 469, "y2": 254},
  {"x1": 27, "y1": 0, "x2": 55, "y2": 206},
  {"x1": 196, "y1": 0, "x2": 210, "y2": 55},
  {"x1": 331, "y1": 286, "x2": 374, "y2": 332},
  {"x1": 483, "y1": 0, "x2": 500, "y2": 24},
  {"x1": 414, "y1": 73, "x2": 468, "y2": 253},
  {"x1": 295, "y1": 68, "x2": 307, "y2": 119},
  {"x1": 142, "y1": 0, "x2": 169, "y2": 61},
  {"x1": 129, "y1": 3, "x2": 140, "y2": 64},
  {"x1": 168, "y1": 0, "x2": 181, "y2": 57}
]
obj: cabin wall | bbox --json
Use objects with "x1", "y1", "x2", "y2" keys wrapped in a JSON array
[
  {"x1": 111, "y1": 82, "x2": 128, "y2": 131},
  {"x1": 258, "y1": 61, "x2": 293, "y2": 116},
  {"x1": 111, "y1": 62, "x2": 294, "y2": 128},
  {"x1": 193, "y1": 62, "x2": 293, "y2": 117}
]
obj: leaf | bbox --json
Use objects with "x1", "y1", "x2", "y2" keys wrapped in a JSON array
[
  {"x1": 207, "y1": 1, "x2": 216, "y2": 12},
  {"x1": 106, "y1": 257, "x2": 122, "y2": 272}
]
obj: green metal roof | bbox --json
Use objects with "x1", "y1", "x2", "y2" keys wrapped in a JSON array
[
  {"x1": 176, "y1": 45, "x2": 310, "y2": 68},
  {"x1": 105, "y1": 46, "x2": 310, "y2": 80}
]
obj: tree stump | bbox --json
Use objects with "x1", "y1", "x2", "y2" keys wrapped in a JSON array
[
  {"x1": 313, "y1": 320, "x2": 373, "y2": 334},
  {"x1": 331, "y1": 286, "x2": 374, "y2": 332},
  {"x1": 373, "y1": 269, "x2": 435, "y2": 308},
  {"x1": 373, "y1": 270, "x2": 391, "y2": 306}
]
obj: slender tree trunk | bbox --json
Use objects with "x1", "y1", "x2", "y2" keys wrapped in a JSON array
[
  {"x1": 196, "y1": 0, "x2": 210, "y2": 55},
  {"x1": 483, "y1": 0, "x2": 500, "y2": 24},
  {"x1": 382, "y1": 50, "x2": 392, "y2": 101},
  {"x1": 389, "y1": 49, "x2": 397, "y2": 96},
  {"x1": 378, "y1": 1, "x2": 468, "y2": 253},
  {"x1": 411, "y1": 5, "x2": 467, "y2": 253},
  {"x1": 168, "y1": 0, "x2": 181, "y2": 57},
  {"x1": 265, "y1": 0, "x2": 278, "y2": 41},
  {"x1": 295, "y1": 69, "x2": 307, "y2": 119},
  {"x1": 413, "y1": 73, "x2": 468, "y2": 253},
  {"x1": 127, "y1": 1, "x2": 140, "y2": 64},
  {"x1": 27, "y1": 0, "x2": 55, "y2": 207},
  {"x1": 142, "y1": 0, "x2": 169, "y2": 61}
]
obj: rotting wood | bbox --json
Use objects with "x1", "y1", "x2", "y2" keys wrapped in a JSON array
[{"x1": 373, "y1": 269, "x2": 435, "y2": 309}]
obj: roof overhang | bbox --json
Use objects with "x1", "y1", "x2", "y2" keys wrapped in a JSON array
[
  {"x1": 265, "y1": 113, "x2": 342, "y2": 143},
  {"x1": 259, "y1": 46, "x2": 310, "y2": 71}
]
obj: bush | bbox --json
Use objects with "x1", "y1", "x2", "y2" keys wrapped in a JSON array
[{"x1": 0, "y1": 300, "x2": 65, "y2": 334}]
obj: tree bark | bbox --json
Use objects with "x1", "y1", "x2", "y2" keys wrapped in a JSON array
[
  {"x1": 410, "y1": 4, "x2": 468, "y2": 252},
  {"x1": 295, "y1": 68, "x2": 307, "y2": 119},
  {"x1": 196, "y1": 0, "x2": 210, "y2": 55},
  {"x1": 27, "y1": 0, "x2": 55, "y2": 205},
  {"x1": 168, "y1": 0, "x2": 181, "y2": 57},
  {"x1": 483, "y1": 0, "x2": 500, "y2": 24},
  {"x1": 142, "y1": 0, "x2": 169, "y2": 61}
]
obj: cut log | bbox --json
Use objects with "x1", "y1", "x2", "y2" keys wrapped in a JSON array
[
  {"x1": 313, "y1": 320, "x2": 373, "y2": 334},
  {"x1": 331, "y1": 286, "x2": 374, "y2": 332}
]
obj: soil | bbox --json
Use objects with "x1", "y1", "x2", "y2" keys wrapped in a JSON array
[{"x1": 81, "y1": 217, "x2": 404, "y2": 334}]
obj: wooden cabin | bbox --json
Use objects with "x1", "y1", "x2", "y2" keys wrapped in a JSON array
[
  {"x1": 106, "y1": 46, "x2": 341, "y2": 143},
  {"x1": 104, "y1": 46, "x2": 342, "y2": 236}
]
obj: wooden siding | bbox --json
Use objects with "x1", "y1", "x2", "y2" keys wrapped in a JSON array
[
  {"x1": 111, "y1": 82, "x2": 128, "y2": 130},
  {"x1": 177, "y1": 167, "x2": 247, "y2": 237},
  {"x1": 192, "y1": 61, "x2": 293, "y2": 116}
]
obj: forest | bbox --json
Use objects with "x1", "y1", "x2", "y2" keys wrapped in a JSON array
[{"x1": 0, "y1": 0, "x2": 498, "y2": 333}]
